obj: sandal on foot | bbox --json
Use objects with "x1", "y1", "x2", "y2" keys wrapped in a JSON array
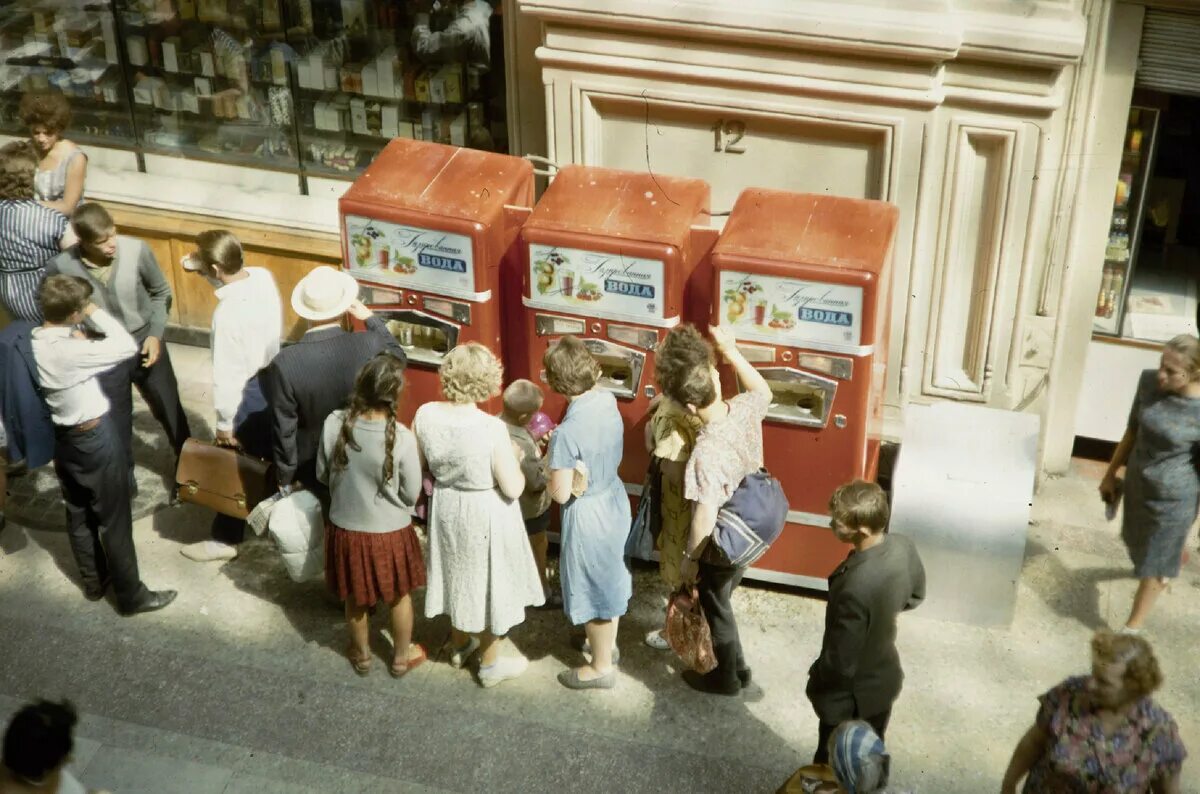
[
  {"x1": 347, "y1": 646, "x2": 372, "y2": 677},
  {"x1": 390, "y1": 644, "x2": 428, "y2": 678}
]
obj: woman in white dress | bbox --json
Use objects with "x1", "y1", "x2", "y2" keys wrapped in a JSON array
[{"x1": 414, "y1": 342, "x2": 545, "y2": 687}]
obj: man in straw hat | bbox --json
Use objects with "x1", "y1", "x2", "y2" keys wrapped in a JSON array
[{"x1": 261, "y1": 265, "x2": 404, "y2": 502}]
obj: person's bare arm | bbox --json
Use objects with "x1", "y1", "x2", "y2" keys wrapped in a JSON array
[
  {"x1": 710, "y1": 325, "x2": 769, "y2": 398},
  {"x1": 548, "y1": 467, "x2": 573, "y2": 504},
  {"x1": 492, "y1": 437, "x2": 526, "y2": 500},
  {"x1": 1001, "y1": 724, "x2": 1048, "y2": 794},
  {"x1": 1100, "y1": 427, "x2": 1135, "y2": 502}
]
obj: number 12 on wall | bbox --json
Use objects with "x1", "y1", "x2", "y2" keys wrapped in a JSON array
[{"x1": 711, "y1": 119, "x2": 747, "y2": 154}]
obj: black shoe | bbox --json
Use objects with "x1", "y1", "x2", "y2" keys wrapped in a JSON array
[
  {"x1": 737, "y1": 667, "x2": 752, "y2": 688},
  {"x1": 683, "y1": 668, "x2": 740, "y2": 696},
  {"x1": 82, "y1": 579, "x2": 110, "y2": 601},
  {"x1": 119, "y1": 589, "x2": 178, "y2": 616}
]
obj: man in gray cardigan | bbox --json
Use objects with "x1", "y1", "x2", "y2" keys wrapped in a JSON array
[{"x1": 46, "y1": 202, "x2": 191, "y2": 490}]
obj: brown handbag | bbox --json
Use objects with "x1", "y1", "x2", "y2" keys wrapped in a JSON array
[{"x1": 175, "y1": 438, "x2": 276, "y2": 520}]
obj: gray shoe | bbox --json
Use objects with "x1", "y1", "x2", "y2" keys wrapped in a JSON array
[{"x1": 558, "y1": 668, "x2": 617, "y2": 690}]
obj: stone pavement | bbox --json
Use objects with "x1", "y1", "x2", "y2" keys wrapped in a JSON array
[{"x1": 0, "y1": 343, "x2": 1198, "y2": 793}]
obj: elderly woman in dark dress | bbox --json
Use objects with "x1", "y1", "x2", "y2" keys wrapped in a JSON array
[
  {"x1": 0, "y1": 140, "x2": 70, "y2": 322},
  {"x1": 1100, "y1": 334, "x2": 1200, "y2": 633}
]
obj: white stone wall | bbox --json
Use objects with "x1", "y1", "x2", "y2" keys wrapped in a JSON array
[{"x1": 512, "y1": 0, "x2": 1134, "y2": 474}]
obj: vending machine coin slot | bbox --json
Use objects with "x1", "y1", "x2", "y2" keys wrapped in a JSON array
[
  {"x1": 423, "y1": 297, "x2": 471, "y2": 324},
  {"x1": 606, "y1": 324, "x2": 659, "y2": 351},
  {"x1": 535, "y1": 314, "x2": 586, "y2": 337},
  {"x1": 797, "y1": 353, "x2": 853, "y2": 380},
  {"x1": 379, "y1": 309, "x2": 459, "y2": 367},
  {"x1": 751, "y1": 367, "x2": 838, "y2": 428},
  {"x1": 581, "y1": 338, "x2": 645, "y2": 400}
]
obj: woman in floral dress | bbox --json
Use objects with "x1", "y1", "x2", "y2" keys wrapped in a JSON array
[{"x1": 1001, "y1": 630, "x2": 1186, "y2": 793}]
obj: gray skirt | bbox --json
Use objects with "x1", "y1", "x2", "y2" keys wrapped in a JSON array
[{"x1": 1121, "y1": 472, "x2": 1196, "y2": 579}]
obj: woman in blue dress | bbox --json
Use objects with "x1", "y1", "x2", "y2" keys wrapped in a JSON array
[{"x1": 544, "y1": 336, "x2": 632, "y2": 690}]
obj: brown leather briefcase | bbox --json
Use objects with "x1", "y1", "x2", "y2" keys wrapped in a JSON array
[{"x1": 175, "y1": 438, "x2": 276, "y2": 520}]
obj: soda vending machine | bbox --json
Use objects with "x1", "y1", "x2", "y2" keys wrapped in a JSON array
[
  {"x1": 338, "y1": 139, "x2": 533, "y2": 421},
  {"x1": 711, "y1": 188, "x2": 899, "y2": 589},
  {"x1": 517, "y1": 165, "x2": 713, "y2": 487}
]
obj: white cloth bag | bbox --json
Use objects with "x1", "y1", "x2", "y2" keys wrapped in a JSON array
[{"x1": 265, "y1": 490, "x2": 325, "y2": 582}]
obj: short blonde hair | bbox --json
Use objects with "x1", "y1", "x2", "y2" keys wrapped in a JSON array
[
  {"x1": 1091, "y1": 630, "x2": 1163, "y2": 701},
  {"x1": 502, "y1": 379, "x2": 543, "y2": 416},
  {"x1": 1164, "y1": 335, "x2": 1200, "y2": 380},
  {"x1": 440, "y1": 342, "x2": 503, "y2": 404},
  {"x1": 543, "y1": 336, "x2": 599, "y2": 397}
]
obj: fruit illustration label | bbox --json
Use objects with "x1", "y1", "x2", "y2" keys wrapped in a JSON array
[
  {"x1": 344, "y1": 215, "x2": 478, "y2": 300},
  {"x1": 719, "y1": 271, "x2": 864, "y2": 350},
  {"x1": 526, "y1": 244, "x2": 668, "y2": 324}
]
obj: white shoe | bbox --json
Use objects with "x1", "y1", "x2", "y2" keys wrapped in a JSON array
[
  {"x1": 644, "y1": 629, "x2": 670, "y2": 651},
  {"x1": 180, "y1": 541, "x2": 238, "y2": 562},
  {"x1": 478, "y1": 655, "x2": 528, "y2": 688},
  {"x1": 448, "y1": 636, "x2": 480, "y2": 669}
]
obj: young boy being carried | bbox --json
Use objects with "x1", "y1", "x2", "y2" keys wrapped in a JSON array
[
  {"x1": 806, "y1": 480, "x2": 925, "y2": 765},
  {"x1": 499, "y1": 379, "x2": 559, "y2": 607}
]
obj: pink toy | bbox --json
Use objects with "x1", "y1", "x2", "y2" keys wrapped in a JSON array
[{"x1": 527, "y1": 411, "x2": 556, "y2": 441}]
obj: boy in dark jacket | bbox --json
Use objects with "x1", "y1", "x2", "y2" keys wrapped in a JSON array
[{"x1": 806, "y1": 480, "x2": 925, "y2": 764}]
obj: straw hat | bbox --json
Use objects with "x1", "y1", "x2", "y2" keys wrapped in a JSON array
[{"x1": 291, "y1": 266, "x2": 358, "y2": 321}]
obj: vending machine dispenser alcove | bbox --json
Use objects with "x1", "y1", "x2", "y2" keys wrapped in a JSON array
[
  {"x1": 516, "y1": 165, "x2": 713, "y2": 488},
  {"x1": 338, "y1": 139, "x2": 533, "y2": 422},
  {"x1": 712, "y1": 189, "x2": 899, "y2": 588}
]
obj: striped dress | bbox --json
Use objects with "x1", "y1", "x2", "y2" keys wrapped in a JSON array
[{"x1": 0, "y1": 200, "x2": 68, "y2": 322}]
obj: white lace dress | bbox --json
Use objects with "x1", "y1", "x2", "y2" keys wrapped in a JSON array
[{"x1": 414, "y1": 402, "x2": 545, "y2": 634}]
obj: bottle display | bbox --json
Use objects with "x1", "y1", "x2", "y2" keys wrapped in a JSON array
[{"x1": 1092, "y1": 106, "x2": 1160, "y2": 336}]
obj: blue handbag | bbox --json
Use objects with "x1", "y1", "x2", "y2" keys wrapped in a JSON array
[{"x1": 711, "y1": 469, "x2": 788, "y2": 568}]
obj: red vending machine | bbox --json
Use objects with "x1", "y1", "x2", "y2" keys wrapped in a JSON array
[
  {"x1": 711, "y1": 189, "x2": 899, "y2": 589},
  {"x1": 338, "y1": 139, "x2": 533, "y2": 422},
  {"x1": 517, "y1": 165, "x2": 712, "y2": 486}
]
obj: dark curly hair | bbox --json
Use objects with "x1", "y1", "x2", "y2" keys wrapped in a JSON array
[
  {"x1": 655, "y1": 324, "x2": 716, "y2": 408},
  {"x1": 19, "y1": 90, "x2": 72, "y2": 134},
  {"x1": 330, "y1": 353, "x2": 407, "y2": 492},
  {"x1": 0, "y1": 140, "x2": 39, "y2": 200},
  {"x1": 2, "y1": 699, "x2": 77, "y2": 784}
]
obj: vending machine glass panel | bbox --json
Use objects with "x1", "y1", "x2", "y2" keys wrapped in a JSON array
[
  {"x1": 378, "y1": 309, "x2": 460, "y2": 367},
  {"x1": 750, "y1": 367, "x2": 838, "y2": 428},
  {"x1": 581, "y1": 338, "x2": 646, "y2": 400},
  {"x1": 345, "y1": 214, "x2": 481, "y2": 301}
]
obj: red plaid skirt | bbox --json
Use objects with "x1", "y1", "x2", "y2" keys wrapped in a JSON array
[{"x1": 325, "y1": 522, "x2": 426, "y2": 608}]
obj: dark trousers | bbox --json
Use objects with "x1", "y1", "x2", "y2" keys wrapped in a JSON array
[
  {"x1": 212, "y1": 376, "x2": 272, "y2": 546},
  {"x1": 813, "y1": 708, "x2": 892, "y2": 765},
  {"x1": 53, "y1": 415, "x2": 147, "y2": 609},
  {"x1": 698, "y1": 560, "x2": 747, "y2": 686},
  {"x1": 98, "y1": 341, "x2": 191, "y2": 485}
]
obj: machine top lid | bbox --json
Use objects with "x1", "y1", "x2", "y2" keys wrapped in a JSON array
[
  {"x1": 714, "y1": 189, "x2": 899, "y2": 274},
  {"x1": 342, "y1": 139, "x2": 532, "y2": 222},
  {"x1": 526, "y1": 165, "x2": 710, "y2": 246}
]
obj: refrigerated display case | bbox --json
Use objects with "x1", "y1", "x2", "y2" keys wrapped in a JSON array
[
  {"x1": 1092, "y1": 105, "x2": 1160, "y2": 336},
  {"x1": 0, "y1": 0, "x2": 136, "y2": 147}
]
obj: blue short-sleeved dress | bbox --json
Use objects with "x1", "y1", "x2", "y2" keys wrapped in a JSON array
[
  {"x1": 1122, "y1": 370, "x2": 1200, "y2": 579},
  {"x1": 549, "y1": 389, "x2": 632, "y2": 625}
]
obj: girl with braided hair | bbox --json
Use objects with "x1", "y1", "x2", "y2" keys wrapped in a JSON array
[{"x1": 317, "y1": 352, "x2": 426, "y2": 678}]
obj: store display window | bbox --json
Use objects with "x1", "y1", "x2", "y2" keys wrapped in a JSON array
[
  {"x1": 1, "y1": 0, "x2": 508, "y2": 187},
  {"x1": 1094, "y1": 93, "x2": 1200, "y2": 342}
]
